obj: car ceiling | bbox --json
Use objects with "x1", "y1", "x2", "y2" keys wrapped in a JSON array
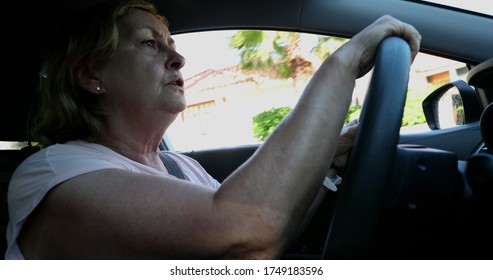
[{"x1": 1, "y1": 0, "x2": 493, "y2": 142}]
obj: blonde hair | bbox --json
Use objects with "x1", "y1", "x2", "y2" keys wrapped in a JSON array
[{"x1": 32, "y1": 0, "x2": 167, "y2": 147}]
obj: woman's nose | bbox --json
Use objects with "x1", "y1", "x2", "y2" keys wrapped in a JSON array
[{"x1": 166, "y1": 50, "x2": 186, "y2": 70}]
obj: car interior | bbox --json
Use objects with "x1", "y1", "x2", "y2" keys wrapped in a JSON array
[{"x1": 1, "y1": 0, "x2": 493, "y2": 260}]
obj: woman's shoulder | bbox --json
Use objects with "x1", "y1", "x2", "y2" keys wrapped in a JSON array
[
  {"x1": 15, "y1": 141, "x2": 108, "y2": 165},
  {"x1": 13, "y1": 140, "x2": 123, "y2": 179},
  {"x1": 45, "y1": 140, "x2": 112, "y2": 154}
]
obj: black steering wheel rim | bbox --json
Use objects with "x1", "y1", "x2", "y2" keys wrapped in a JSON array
[{"x1": 323, "y1": 37, "x2": 412, "y2": 259}]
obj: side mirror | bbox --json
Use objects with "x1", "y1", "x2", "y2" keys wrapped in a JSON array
[{"x1": 422, "y1": 80, "x2": 482, "y2": 130}]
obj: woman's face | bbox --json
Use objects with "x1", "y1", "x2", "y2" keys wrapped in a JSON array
[{"x1": 97, "y1": 8, "x2": 186, "y2": 120}]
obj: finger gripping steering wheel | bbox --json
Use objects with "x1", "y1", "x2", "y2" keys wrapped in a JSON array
[{"x1": 323, "y1": 36, "x2": 412, "y2": 259}]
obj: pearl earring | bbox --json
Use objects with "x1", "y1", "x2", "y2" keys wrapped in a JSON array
[{"x1": 96, "y1": 85, "x2": 101, "y2": 92}]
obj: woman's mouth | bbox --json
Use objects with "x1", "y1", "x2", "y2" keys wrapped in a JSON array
[{"x1": 168, "y1": 78, "x2": 184, "y2": 88}]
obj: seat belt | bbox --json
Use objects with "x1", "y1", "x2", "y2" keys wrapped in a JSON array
[{"x1": 159, "y1": 152, "x2": 186, "y2": 180}]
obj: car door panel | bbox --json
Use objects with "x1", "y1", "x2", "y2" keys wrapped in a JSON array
[
  {"x1": 182, "y1": 145, "x2": 259, "y2": 183},
  {"x1": 400, "y1": 123, "x2": 482, "y2": 160}
]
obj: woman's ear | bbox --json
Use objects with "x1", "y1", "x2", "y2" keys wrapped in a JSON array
[{"x1": 76, "y1": 66, "x2": 104, "y2": 94}]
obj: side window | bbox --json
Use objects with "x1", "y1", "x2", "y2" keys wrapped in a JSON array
[
  {"x1": 401, "y1": 53, "x2": 469, "y2": 132},
  {"x1": 168, "y1": 30, "x2": 468, "y2": 152},
  {"x1": 0, "y1": 142, "x2": 30, "y2": 150}
]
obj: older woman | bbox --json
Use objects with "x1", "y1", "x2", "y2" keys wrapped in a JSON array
[{"x1": 5, "y1": 0, "x2": 420, "y2": 259}]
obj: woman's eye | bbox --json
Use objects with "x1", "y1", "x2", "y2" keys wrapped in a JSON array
[{"x1": 144, "y1": 40, "x2": 157, "y2": 48}]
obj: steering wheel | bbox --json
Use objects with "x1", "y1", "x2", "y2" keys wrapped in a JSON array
[{"x1": 322, "y1": 36, "x2": 412, "y2": 259}]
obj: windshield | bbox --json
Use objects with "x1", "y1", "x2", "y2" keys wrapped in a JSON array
[{"x1": 418, "y1": 0, "x2": 493, "y2": 16}]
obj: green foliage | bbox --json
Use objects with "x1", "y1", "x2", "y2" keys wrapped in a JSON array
[
  {"x1": 402, "y1": 84, "x2": 436, "y2": 126},
  {"x1": 344, "y1": 85, "x2": 436, "y2": 127},
  {"x1": 452, "y1": 94, "x2": 465, "y2": 125},
  {"x1": 251, "y1": 84, "x2": 437, "y2": 142},
  {"x1": 345, "y1": 104, "x2": 361, "y2": 124},
  {"x1": 311, "y1": 36, "x2": 348, "y2": 61},
  {"x1": 230, "y1": 31, "x2": 331, "y2": 80},
  {"x1": 252, "y1": 104, "x2": 362, "y2": 142},
  {"x1": 230, "y1": 30, "x2": 274, "y2": 70},
  {"x1": 252, "y1": 107, "x2": 292, "y2": 141}
]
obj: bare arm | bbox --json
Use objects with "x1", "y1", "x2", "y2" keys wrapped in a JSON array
[{"x1": 19, "y1": 15, "x2": 421, "y2": 259}]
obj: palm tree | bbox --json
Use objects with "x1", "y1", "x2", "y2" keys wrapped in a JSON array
[
  {"x1": 229, "y1": 30, "x2": 347, "y2": 86},
  {"x1": 229, "y1": 30, "x2": 312, "y2": 86},
  {"x1": 311, "y1": 36, "x2": 348, "y2": 61}
]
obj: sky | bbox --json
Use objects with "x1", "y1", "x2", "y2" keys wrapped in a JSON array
[
  {"x1": 173, "y1": 30, "x2": 240, "y2": 79},
  {"x1": 423, "y1": 0, "x2": 493, "y2": 15}
]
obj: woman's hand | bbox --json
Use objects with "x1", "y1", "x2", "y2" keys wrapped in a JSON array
[
  {"x1": 336, "y1": 15, "x2": 422, "y2": 79},
  {"x1": 332, "y1": 119, "x2": 359, "y2": 170}
]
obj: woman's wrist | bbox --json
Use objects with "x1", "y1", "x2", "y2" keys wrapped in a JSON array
[{"x1": 326, "y1": 167, "x2": 338, "y2": 179}]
